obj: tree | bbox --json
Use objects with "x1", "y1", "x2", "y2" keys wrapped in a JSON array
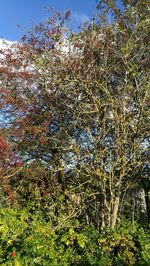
[{"x1": 0, "y1": 1, "x2": 149, "y2": 230}]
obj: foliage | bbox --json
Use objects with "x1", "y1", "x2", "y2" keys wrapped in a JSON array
[
  {"x1": 0, "y1": 0, "x2": 150, "y2": 265},
  {"x1": 0, "y1": 208, "x2": 149, "y2": 265}
]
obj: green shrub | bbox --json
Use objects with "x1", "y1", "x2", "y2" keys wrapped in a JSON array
[{"x1": 0, "y1": 208, "x2": 149, "y2": 265}]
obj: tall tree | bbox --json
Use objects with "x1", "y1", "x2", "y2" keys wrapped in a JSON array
[{"x1": 0, "y1": 2, "x2": 149, "y2": 229}]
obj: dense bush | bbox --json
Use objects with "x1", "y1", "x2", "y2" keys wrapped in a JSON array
[{"x1": 0, "y1": 208, "x2": 149, "y2": 265}]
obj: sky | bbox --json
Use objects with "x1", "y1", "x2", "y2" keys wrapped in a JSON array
[{"x1": 0, "y1": 0, "x2": 98, "y2": 41}]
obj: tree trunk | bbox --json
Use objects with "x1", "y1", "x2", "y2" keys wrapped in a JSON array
[
  {"x1": 144, "y1": 189, "x2": 150, "y2": 225},
  {"x1": 141, "y1": 179, "x2": 150, "y2": 226},
  {"x1": 111, "y1": 196, "x2": 120, "y2": 229}
]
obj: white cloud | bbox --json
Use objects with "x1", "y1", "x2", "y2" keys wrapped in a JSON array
[{"x1": 0, "y1": 39, "x2": 16, "y2": 50}]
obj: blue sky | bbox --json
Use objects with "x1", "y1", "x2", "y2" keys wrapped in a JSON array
[{"x1": 0, "y1": 0, "x2": 98, "y2": 41}]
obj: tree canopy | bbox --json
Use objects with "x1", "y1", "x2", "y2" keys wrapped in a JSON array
[{"x1": 0, "y1": 1, "x2": 149, "y2": 264}]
